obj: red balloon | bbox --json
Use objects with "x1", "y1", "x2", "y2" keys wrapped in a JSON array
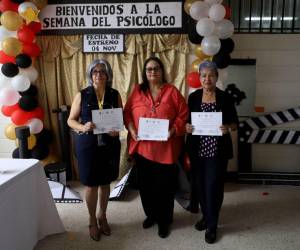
[
  {"x1": 1, "y1": 103, "x2": 19, "y2": 117},
  {"x1": 0, "y1": 51, "x2": 16, "y2": 64},
  {"x1": 28, "y1": 22, "x2": 42, "y2": 34},
  {"x1": 22, "y1": 42, "x2": 41, "y2": 57},
  {"x1": 29, "y1": 107, "x2": 44, "y2": 120},
  {"x1": 11, "y1": 109, "x2": 32, "y2": 125},
  {"x1": 186, "y1": 72, "x2": 201, "y2": 88},
  {"x1": 18, "y1": 26, "x2": 36, "y2": 44},
  {"x1": 0, "y1": 0, "x2": 18, "y2": 12},
  {"x1": 224, "y1": 5, "x2": 232, "y2": 19}
]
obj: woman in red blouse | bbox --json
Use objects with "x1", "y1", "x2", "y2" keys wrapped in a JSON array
[{"x1": 124, "y1": 57, "x2": 188, "y2": 238}]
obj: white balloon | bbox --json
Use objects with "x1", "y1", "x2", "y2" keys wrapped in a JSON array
[
  {"x1": 0, "y1": 87, "x2": 20, "y2": 105},
  {"x1": 189, "y1": 1, "x2": 210, "y2": 21},
  {"x1": 26, "y1": 118, "x2": 43, "y2": 134},
  {"x1": 18, "y1": 2, "x2": 38, "y2": 14},
  {"x1": 196, "y1": 18, "x2": 215, "y2": 37},
  {"x1": 204, "y1": 0, "x2": 223, "y2": 6},
  {"x1": 0, "y1": 73, "x2": 12, "y2": 90},
  {"x1": 215, "y1": 19, "x2": 234, "y2": 39},
  {"x1": 201, "y1": 35, "x2": 221, "y2": 56},
  {"x1": 209, "y1": 4, "x2": 226, "y2": 22},
  {"x1": 0, "y1": 26, "x2": 17, "y2": 41},
  {"x1": 11, "y1": 75, "x2": 31, "y2": 92},
  {"x1": 19, "y1": 66, "x2": 38, "y2": 82}
]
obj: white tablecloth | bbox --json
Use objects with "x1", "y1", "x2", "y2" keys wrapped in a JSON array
[{"x1": 0, "y1": 159, "x2": 65, "y2": 250}]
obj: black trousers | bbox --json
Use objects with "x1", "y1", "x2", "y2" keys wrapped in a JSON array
[
  {"x1": 135, "y1": 154, "x2": 178, "y2": 225},
  {"x1": 191, "y1": 156, "x2": 228, "y2": 230}
]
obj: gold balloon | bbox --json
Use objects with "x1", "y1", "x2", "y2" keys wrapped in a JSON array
[
  {"x1": 2, "y1": 37, "x2": 23, "y2": 57},
  {"x1": 184, "y1": 0, "x2": 199, "y2": 15},
  {"x1": 40, "y1": 153, "x2": 59, "y2": 166},
  {"x1": 194, "y1": 45, "x2": 207, "y2": 60},
  {"x1": 191, "y1": 58, "x2": 203, "y2": 72},
  {"x1": 30, "y1": 0, "x2": 48, "y2": 10},
  {"x1": 0, "y1": 11, "x2": 23, "y2": 31},
  {"x1": 15, "y1": 134, "x2": 36, "y2": 150},
  {"x1": 4, "y1": 124, "x2": 18, "y2": 140}
]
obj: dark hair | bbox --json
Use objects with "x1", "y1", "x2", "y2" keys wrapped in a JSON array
[{"x1": 140, "y1": 57, "x2": 167, "y2": 92}]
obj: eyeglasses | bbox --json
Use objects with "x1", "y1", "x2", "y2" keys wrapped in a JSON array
[
  {"x1": 146, "y1": 67, "x2": 161, "y2": 73},
  {"x1": 92, "y1": 70, "x2": 106, "y2": 75}
]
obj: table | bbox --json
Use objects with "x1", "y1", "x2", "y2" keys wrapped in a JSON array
[{"x1": 0, "y1": 159, "x2": 65, "y2": 250}]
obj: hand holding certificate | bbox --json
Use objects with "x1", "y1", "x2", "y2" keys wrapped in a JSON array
[
  {"x1": 191, "y1": 112, "x2": 222, "y2": 136},
  {"x1": 138, "y1": 117, "x2": 169, "y2": 141},
  {"x1": 92, "y1": 108, "x2": 124, "y2": 134}
]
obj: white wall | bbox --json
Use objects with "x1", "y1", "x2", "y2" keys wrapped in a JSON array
[{"x1": 0, "y1": 113, "x2": 16, "y2": 158}]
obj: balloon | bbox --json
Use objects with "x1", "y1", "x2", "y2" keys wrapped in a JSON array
[
  {"x1": 0, "y1": 70, "x2": 12, "y2": 90},
  {"x1": 2, "y1": 37, "x2": 23, "y2": 57},
  {"x1": 0, "y1": 51, "x2": 16, "y2": 64},
  {"x1": 215, "y1": 19, "x2": 234, "y2": 39},
  {"x1": 12, "y1": 0, "x2": 26, "y2": 3},
  {"x1": 18, "y1": 2, "x2": 38, "y2": 13},
  {"x1": 18, "y1": 95, "x2": 38, "y2": 111},
  {"x1": 40, "y1": 153, "x2": 59, "y2": 166},
  {"x1": 186, "y1": 71, "x2": 201, "y2": 88},
  {"x1": 16, "y1": 133, "x2": 36, "y2": 149},
  {"x1": 1, "y1": 103, "x2": 19, "y2": 116},
  {"x1": 220, "y1": 38, "x2": 235, "y2": 54},
  {"x1": 1, "y1": 63, "x2": 19, "y2": 77},
  {"x1": 19, "y1": 84, "x2": 38, "y2": 96},
  {"x1": 11, "y1": 75, "x2": 31, "y2": 92},
  {"x1": 196, "y1": 18, "x2": 215, "y2": 37},
  {"x1": 0, "y1": 26, "x2": 17, "y2": 41},
  {"x1": 31, "y1": 144, "x2": 49, "y2": 160},
  {"x1": 208, "y1": 4, "x2": 226, "y2": 22},
  {"x1": 204, "y1": 0, "x2": 223, "y2": 5},
  {"x1": 17, "y1": 26, "x2": 36, "y2": 43},
  {"x1": 37, "y1": 129, "x2": 53, "y2": 145},
  {"x1": 22, "y1": 42, "x2": 41, "y2": 57},
  {"x1": 201, "y1": 35, "x2": 221, "y2": 56},
  {"x1": 191, "y1": 58, "x2": 203, "y2": 72},
  {"x1": 212, "y1": 52, "x2": 231, "y2": 68},
  {"x1": 0, "y1": 87, "x2": 20, "y2": 105},
  {"x1": 0, "y1": 0, "x2": 18, "y2": 13},
  {"x1": 31, "y1": 106, "x2": 44, "y2": 120},
  {"x1": 19, "y1": 65, "x2": 38, "y2": 82},
  {"x1": 0, "y1": 11, "x2": 23, "y2": 31},
  {"x1": 15, "y1": 53, "x2": 32, "y2": 68},
  {"x1": 184, "y1": 0, "x2": 198, "y2": 15},
  {"x1": 4, "y1": 123, "x2": 18, "y2": 140},
  {"x1": 26, "y1": 118, "x2": 43, "y2": 134},
  {"x1": 27, "y1": 21, "x2": 42, "y2": 33},
  {"x1": 30, "y1": 0, "x2": 48, "y2": 10},
  {"x1": 194, "y1": 45, "x2": 207, "y2": 60},
  {"x1": 187, "y1": 18, "x2": 204, "y2": 44},
  {"x1": 12, "y1": 148, "x2": 20, "y2": 158},
  {"x1": 11, "y1": 108, "x2": 31, "y2": 125},
  {"x1": 224, "y1": 5, "x2": 232, "y2": 19},
  {"x1": 189, "y1": 1, "x2": 210, "y2": 21}
]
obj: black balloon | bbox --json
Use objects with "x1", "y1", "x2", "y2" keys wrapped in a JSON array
[
  {"x1": 31, "y1": 144, "x2": 50, "y2": 160},
  {"x1": 212, "y1": 52, "x2": 231, "y2": 69},
  {"x1": 19, "y1": 84, "x2": 38, "y2": 96},
  {"x1": 1, "y1": 63, "x2": 19, "y2": 77},
  {"x1": 18, "y1": 95, "x2": 38, "y2": 111},
  {"x1": 37, "y1": 129, "x2": 53, "y2": 145},
  {"x1": 12, "y1": 148, "x2": 20, "y2": 158},
  {"x1": 16, "y1": 54, "x2": 32, "y2": 68},
  {"x1": 220, "y1": 38, "x2": 235, "y2": 54},
  {"x1": 187, "y1": 17, "x2": 203, "y2": 44},
  {"x1": 11, "y1": 0, "x2": 26, "y2": 3}
]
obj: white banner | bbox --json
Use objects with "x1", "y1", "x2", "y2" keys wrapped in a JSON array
[
  {"x1": 40, "y1": 2, "x2": 182, "y2": 33},
  {"x1": 83, "y1": 34, "x2": 124, "y2": 53}
]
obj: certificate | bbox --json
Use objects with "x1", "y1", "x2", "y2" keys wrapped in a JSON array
[
  {"x1": 138, "y1": 117, "x2": 169, "y2": 141},
  {"x1": 92, "y1": 108, "x2": 124, "y2": 134},
  {"x1": 191, "y1": 112, "x2": 222, "y2": 136}
]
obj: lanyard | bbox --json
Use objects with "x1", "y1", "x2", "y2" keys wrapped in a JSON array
[{"x1": 97, "y1": 91, "x2": 105, "y2": 110}]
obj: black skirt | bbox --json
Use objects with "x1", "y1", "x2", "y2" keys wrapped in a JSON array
[{"x1": 74, "y1": 133, "x2": 120, "y2": 187}]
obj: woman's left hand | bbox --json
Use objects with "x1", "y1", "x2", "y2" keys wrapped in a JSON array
[
  {"x1": 220, "y1": 125, "x2": 230, "y2": 134},
  {"x1": 108, "y1": 131, "x2": 119, "y2": 137}
]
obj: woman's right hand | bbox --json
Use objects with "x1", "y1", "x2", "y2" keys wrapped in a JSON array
[
  {"x1": 129, "y1": 128, "x2": 139, "y2": 141},
  {"x1": 185, "y1": 123, "x2": 194, "y2": 134},
  {"x1": 82, "y1": 122, "x2": 95, "y2": 133}
]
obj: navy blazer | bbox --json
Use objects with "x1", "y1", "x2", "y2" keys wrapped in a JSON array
[{"x1": 186, "y1": 88, "x2": 238, "y2": 160}]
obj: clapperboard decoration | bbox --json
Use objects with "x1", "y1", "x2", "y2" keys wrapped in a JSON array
[
  {"x1": 109, "y1": 168, "x2": 132, "y2": 200},
  {"x1": 239, "y1": 107, "x2": 300, "y2": 144},
  {"x1": 48, "y1": 179, "x2": 82, "y2": 203}
]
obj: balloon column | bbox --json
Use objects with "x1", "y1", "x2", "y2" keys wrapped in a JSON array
[
  {"x1": 185, "y1": 0, "x2": 235, "y2": 90},
  {"x1": 0, "y1": 0, "x2": 50, "y2": 160}
]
